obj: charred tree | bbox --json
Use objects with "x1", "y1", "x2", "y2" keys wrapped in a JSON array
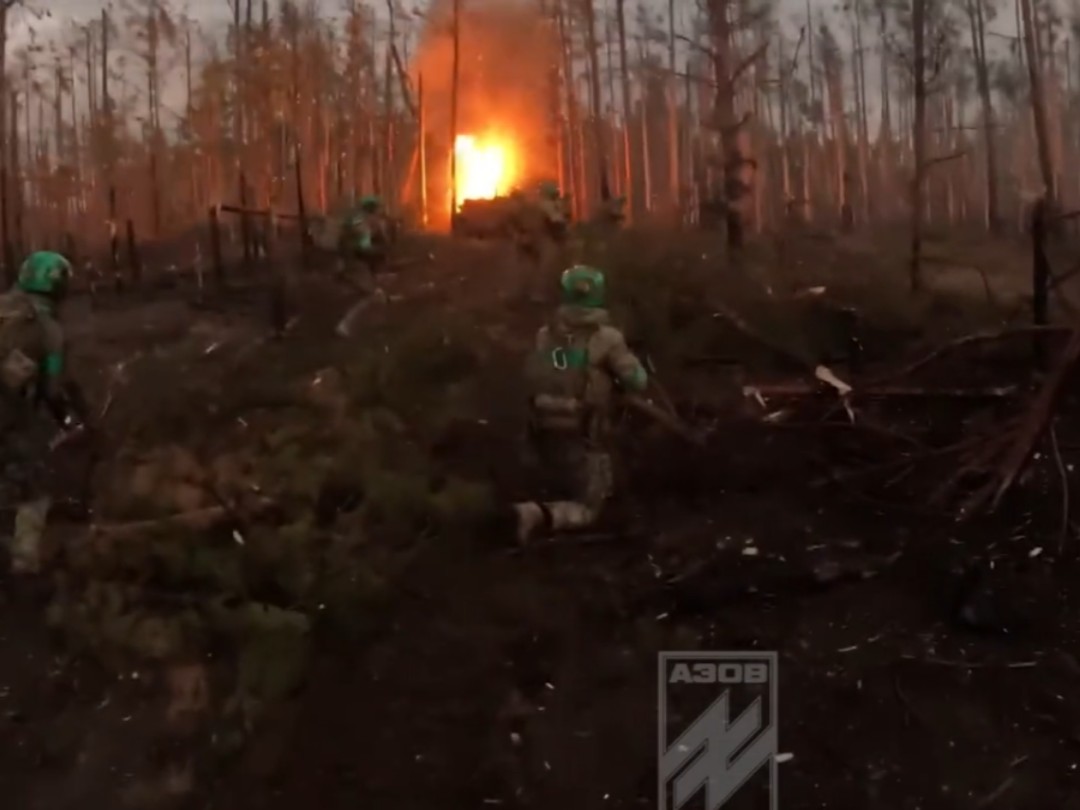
[
  {"x1": 615, "y1": 0, "x2": 633, "y2": 219},
  {"x1": 706, "y1": 0, "x2": 760, "y2": 253},
  {"x1": 910, "y1": 0, "x2": 928, "y2": 291},
  {"x1": 966, "y1": 0, "x2": 1001, "y2": 232},
  {"x1": 1019, "y1": 0, "x2": 1058, "y2": 204},
  {"x1": 581, "y1": 0, "x2": 610, "y2": 202}
]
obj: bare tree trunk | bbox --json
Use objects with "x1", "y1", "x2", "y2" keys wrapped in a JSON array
[
  {"x1": 10, "y1": 91, "x2": 20, "y2": 257},
  {"x1": 384, "y1": 0, "x2": 396, "y2": 209},
  {"x1": 582, "y1": 0, "x2": 609, "y2": 202},
  {"x1": 449, "y1": 0, "x2": 461, "y2": 217},
  {"x1": 805, "y1": 0, "x2": 816, "y2": 117},
  {"x1": 851, "y1": 1, "x2": 869, "y2": 224},
  {"x1": 639, "y1": 97, "x2": 651, "y2": 212},
  {"x1": 603, "y1": 5, "x2": 618, "y2": 197},
  {"x1": 822, "y1": 27, "x2": 851, "y2": 229},
  {"x1": 615, "y1": 0, "x2": 633, "y2": 220},
  {"x1": 778, "y1": 34, "x2": 792, "y2": 220},
  {"x1": 967, "y1": 0, "x2": 1001, "y2": 232},
  {"x1": 1019, "y1": 0, "x2": 1057, "y2": 204},
  {"x1": 0, "y1": 1, "x2": 12, "y2": 280},
  {"x1": 910, "y1": 0, "x2": 927, "y2": 291},
  {"x1": 666, "y1": 0, "x2": 680, "y2": 213},
  {"x1": 803, "y1": 0, "x2": 817, "y2": 223},
  {"x1": 418, "y1": 73, "x2": 427, "y2": 227},
  {"x1": 708, "y1": 0, "x2": 755, "y2": 252},
  {"x1": 557, "y1": 0, "x2": 580, "y2": 219}
]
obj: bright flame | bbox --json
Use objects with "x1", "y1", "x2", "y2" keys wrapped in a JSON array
[{"x1": 454, "y1": 134, "x2": 516, "y2": 208}]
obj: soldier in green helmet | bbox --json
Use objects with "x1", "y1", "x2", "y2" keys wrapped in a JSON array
[
  {"x1": 0, "y1": 250, "x2": 84, "y2": 574},
  {"x1": 313, "y1": 194, "x2": 393, "y2": 335},
  {"x1": 514, "y1": 264, "x2": 648, "y2": 542},
  {"x1": 340, "y1": 194, "x2": 390, "y2": 282}
]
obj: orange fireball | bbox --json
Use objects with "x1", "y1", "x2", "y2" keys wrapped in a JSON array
[{"x1": 454, "y1": 133, "x2": 519, "y2": 208}]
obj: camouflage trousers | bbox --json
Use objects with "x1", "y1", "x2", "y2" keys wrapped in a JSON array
[
  {"x1": 1, "y1": 423, "x2": 52, "y2": 574},
  {"x1": 522, "y1": 432, "x2": 614, "y2": 532},
  {"x1": 335, "y1": 254, "x2": 382, "y2": 337},
  {"x1": 11, "y1": 497, "x2": 50, "y2": 573}
]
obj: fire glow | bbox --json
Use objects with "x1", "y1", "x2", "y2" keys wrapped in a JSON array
[{"x1": 453, "y1": 134, "x2": 517, "y2": 207}]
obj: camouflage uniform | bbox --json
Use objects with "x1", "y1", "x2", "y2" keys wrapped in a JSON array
[
  {"x1": 0, "y1": 251, "x2": 76, "y2": 573},
  {"x1": 577, "y1": 195, "x2": 626, "y2": 264},
  {"x1": 514, "y1": 266, "x2": 648, "y2": 542},
  {"x1": 512, "y1": 184, "x2": 570, "y2": 300},
  {"x1": 324, "y1": 197, "x2": 389, "y2": 336},
  {"x1": 592, "y1": 195, "x2": 626, "y2": 229}
]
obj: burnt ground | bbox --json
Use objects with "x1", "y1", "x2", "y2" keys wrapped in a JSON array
[{"x1": 3, "y1": 228, "x2": 1080, "y2": 810}]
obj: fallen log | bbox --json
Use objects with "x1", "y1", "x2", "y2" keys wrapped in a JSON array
[
  {"x1": 867, "y1": 325, "x2": 1071, "y2": 387},
  {"x1": 745, "y1": 382, "x2": 1018, "y2": 399},
  {"x1": 89, "y1": 498, "x2": 276, "y2": 541},
  {"x1": 958, "y1": 328, "x2": 1080, "y2": 518}
]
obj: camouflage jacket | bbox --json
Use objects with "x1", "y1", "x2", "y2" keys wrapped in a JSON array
[
  {"x1": 313, "y1": 209, "x2": 387, "y2": 257},
  {"x1": 526, "y1": 305, "x2": 647, "y2": 438},
  {"x1": 0, "y1": 288, "x2": 65, "y2": 421},
  {"x1": 340, "y1": 211, "x2": 388, "y2": 255}
]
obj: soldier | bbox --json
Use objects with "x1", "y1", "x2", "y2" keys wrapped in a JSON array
[
  {"x1": 592, "y1": 194, "x2": 626, "y2": 229},
  {"x1": 536, "y1": 181, "x2": 569, "y2": 242},
  {"x1": 511, "y1": 182, "x2": 571, "y2": 301},
  {"x1": 0, "y1": 250, "x2": 85, "y2": 574},
  {"x1": 576, "y1": 193, "x2": 627, "y2": 264},
  {"x1": 327, "y1": 195, "x2": 392, "y2": 336},
  {"x1": 513, "y1": 264, "x2": 648, "y2": 543},
  {"x1": 340, "y1": 194, "x2": 390, "y2": 287}
]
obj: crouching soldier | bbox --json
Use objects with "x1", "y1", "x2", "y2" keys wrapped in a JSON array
[
  {"x1": 0, "y1": 251, "x2": 85, "y2": 574},
  {"x1": 513, "y1": 264, "x2": 648, "y2": 543}
]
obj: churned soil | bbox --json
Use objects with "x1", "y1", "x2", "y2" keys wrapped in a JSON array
[{"x1": 2, "y1": 231, "x2": 1079, "y2": 810}]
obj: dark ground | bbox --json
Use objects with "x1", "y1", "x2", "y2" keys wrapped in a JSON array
[{"x1": 2, "y1": 228, "x2": 1080, "y2": 810}]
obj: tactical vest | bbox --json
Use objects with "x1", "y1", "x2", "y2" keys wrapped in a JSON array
[{"x1": 525, "y1": 321, "x2": 600, "y2": 435}]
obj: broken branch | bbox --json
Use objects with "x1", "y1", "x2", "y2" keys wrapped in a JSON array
[
  {"x1": 729, "y1": 42, "x2": 770, "y2": 85},
  {"x1": 867, "y1": 325, "x2": 1071, "y2": 387},
  {"x1": 925, "y1": 150, "x2": 969, "y2": 169},
  {"x1": 960, "y1": 329, "x2": 1080, "y2": 517}
]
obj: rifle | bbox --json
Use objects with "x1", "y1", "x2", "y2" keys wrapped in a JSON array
[
  {"x1": 623, "y1": 394, "x2": 707, "y2": 447},
  {"x1": 47, "y1": 380, "x2": 102, "y2": 518}
]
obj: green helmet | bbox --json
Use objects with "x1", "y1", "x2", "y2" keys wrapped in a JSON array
[
  {"x1": 560, "y1": 265, "x2": 605, "y2": 308},
  {"x1": 17, "y1": 251, "x2": 72, "y2": 297},
  {"x1": 539, "y1": 181, "x2": 559, "y2": 200},
  {"x1": 359, "y1": 195, "x2": 381, "y2": 213}
]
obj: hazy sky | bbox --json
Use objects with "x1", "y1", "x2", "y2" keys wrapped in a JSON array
[{"x1": 9, "y1": 0, "x2": 1028, "y2": 124}]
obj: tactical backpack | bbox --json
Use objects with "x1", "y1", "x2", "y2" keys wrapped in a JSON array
[
  {"x1": 0, "y1": 292, "x2": 44, "y2": 398},
  {"x1": 524, "y1": 322, "x2": 598, "y2": 434}
]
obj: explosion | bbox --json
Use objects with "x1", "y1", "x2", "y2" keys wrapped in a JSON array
[
  {"x1": 412, "y1": 0, "x2": 557, "y2": 228},
  {"x1": 454, "y1": 134, "x2": 518, "y2": 207}
]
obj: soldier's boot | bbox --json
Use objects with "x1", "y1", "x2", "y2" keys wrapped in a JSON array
[
  {"x1": 10, "y1": 496, "x2": 50, "y2": 575},
  {"x1": 336, "y1": 265, "x2": 378, "y2": 337},
  {"x1": 544, "y1": 501, "x2": 598, "y2": 532},
  {"x1": 513, "y1": 500, "x2": 599, "y2": 544},
  {"x1": 512, "y1": 502, "x2": 547, "y2": 545}
]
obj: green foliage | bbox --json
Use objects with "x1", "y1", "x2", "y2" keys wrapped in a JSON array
[
  {"x1": 361, "y1": 469, "x2": 435, "y2": 539},
  {"x1": 342, "y1": 317, "x2": 480, "y2": 425}
]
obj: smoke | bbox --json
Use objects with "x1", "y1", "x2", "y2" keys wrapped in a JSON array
[{"x1": 413, "y1": 0, "x2": 558, "y2": 217}]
